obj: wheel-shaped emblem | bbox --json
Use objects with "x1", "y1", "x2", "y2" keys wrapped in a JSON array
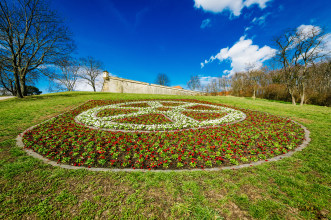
[{"x1": 75, "y1": 100, "x2": 246, "y2": 131}]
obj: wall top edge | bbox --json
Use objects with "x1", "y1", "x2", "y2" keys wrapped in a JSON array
[
  {"x1": 107, "y1": 76, "x2": 201, "y2": 94},
  {"x1": 108, "y1": 76, "x2": 150, "y2": 85}
]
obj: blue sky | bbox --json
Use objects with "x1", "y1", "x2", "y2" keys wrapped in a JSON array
[{"x1": 38, "y1": 0, "x2": 331, "y2": 93}]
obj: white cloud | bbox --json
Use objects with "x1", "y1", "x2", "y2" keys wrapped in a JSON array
[
  {"x1": 244, "y1": 0, "x2": 269, "y2": 8},
  {"x1": 295, "y1": 25, "x2": 331, "y2": 59},
  {"x1": 244, "y1": 26, "x2": 252, "y2": 32},
  {"x1": 199, "y1": 76, "x2": 219, "y2": 87},
  {"x1": 200, "y1": 18, "x2": 212, "y2": 29},
  {"x1": 296, "y1": 24, "x2": 321, "y2": 38},
  {"x1": 251, "y1": 12, "x2": 270, "y2": 26},
  {"x1": 324, "y1": 33, "x2": 331, "y2": 53},
  {"x1": 75, "y1": 72, "x2": 116, "y2": 92},
  {"x1": 201, "y1": 36, "x2": 276, "y2": 76},
  {"x1": 194, "y1": 0, "x2": 272, "y2": 17}
]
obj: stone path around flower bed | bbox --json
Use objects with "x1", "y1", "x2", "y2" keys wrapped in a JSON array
[{"x1": 16, "y1": 117, "x2": 311, "y2": 172}]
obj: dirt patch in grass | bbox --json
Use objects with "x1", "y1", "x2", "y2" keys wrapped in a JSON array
[
  {"x1": 238, "y1": 184, "x2": 263, "y2": 201},
  {"x1": 145, "y1": 188, "x2": 180, "y2": 218},
  {"x1": 0, "y1": 146, "x2": 12, "y2": 161},
  {"x1": 292, "y1": 117, "x2": 313, "y2": 124},
  {"x1": 0, "y1": 145, "x2": 19, "y2": 163},
  {"x1": 223, "y1": 201, "x2": 252, "y2": 220}
]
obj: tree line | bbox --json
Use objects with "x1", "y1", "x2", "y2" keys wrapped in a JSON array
[{"x1": 0, "y1": 0, "x2": 103, "y2": 97}]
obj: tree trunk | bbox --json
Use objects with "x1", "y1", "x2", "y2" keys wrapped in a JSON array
[
  {"x1": 252, "y1": 88, "x2": 256, "y2": 100},
  {"x1": 298, "y1": 83, "x2": 305, "y2": 106},
  {"x1": 288, "y1": 88, "x2": 296, "y2": 105},
  {"x1": 291, "y1": 95, "x2": 296, "y2": 105},
  {"x1": 20, "y1": 75, "x2": 27, "y2": 96},
  {"x1": 92, "y1": 83, "x2": 96, "y2": 92},
  {"x1": 14, "y1": 71, "x2": 23, "y2": 98},
  {"x1": 300, "y1": 91, "x2": 305, "y2": 106}
]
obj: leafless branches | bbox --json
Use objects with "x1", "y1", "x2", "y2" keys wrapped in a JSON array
[
  {"x1": 79, "y1": 56, "x2": 104, "y2": 92},
  {"x1": 53, "y1": 58, "x2": 80, "y2": 91},
  {"x1": 273, "y1": 26, "x2": 329, "y2": 105},
  {"x1": 155, "y1": 73, "x2": 170, "y2": 86},
  {"x1": 187, "y1": 75, "x2": 201, "y2": 91},
  {"x1": 0, "y1": 0, "x2": 75, "y2": 97}
]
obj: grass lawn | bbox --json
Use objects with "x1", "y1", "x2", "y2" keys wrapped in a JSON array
[{"x1": 0, "y1": 92, "x2": 330, "y2": 219}]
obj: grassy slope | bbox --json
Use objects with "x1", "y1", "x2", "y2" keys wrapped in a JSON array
[{"x1": 0, "y1": 92, "x2": 330, "y2": 219}]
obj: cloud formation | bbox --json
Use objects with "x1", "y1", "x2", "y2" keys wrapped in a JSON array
[
  {"x1": 252, "y1": 12, "x2": 271, "y2": 26},
  {"x1": 296, "y1": 24, "x2": 321, "y2": 38},
  {"x1": 244, "y1": 26, "x2": 252, "y2": 32},
  {"x1": 201, "y1": 36, "x2": 276, "y2": 76},
  {"x1": 200, "y1": 18, "x2": 212, "y2": 29},
  {"x1": 194, "y1": 0, "x2": 272, "y2": 17},
  {"x1": 199, "y1": 76, "x2": 219, "y2": 87},
  {"x1": 295, "y1": 24, "x2": 331, "y2": 58},
  {"x1": 75, "y1": 72, "x2": 115, "y2": 92}
]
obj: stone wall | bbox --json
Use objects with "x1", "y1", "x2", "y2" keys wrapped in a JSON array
[{"x1": 102, "y1": 76, "x2": 202, "y2": 96}]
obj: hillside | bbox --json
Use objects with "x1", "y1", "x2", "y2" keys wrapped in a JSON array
[{"x1": 0, "y1": 92, "x2": 330, "y2": 219}]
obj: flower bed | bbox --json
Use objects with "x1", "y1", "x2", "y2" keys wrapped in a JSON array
[
  {"x1": 182, "y1": 111, "x2": 227, "y2": 122},
  {"x1": 96, "y1": 108, "x2": 138, "y2": 117},
  {"x1": 22, "y1": 99, "x2": 306, "y2": 170},
  {"x1": 156, "y1": 107, "x2": 171, "y2": 111},
  {"x1": 161, "y1": 102, "x2": 185, "y2": 107},
  {"x1": 186, "y1": 105, "x2": 218, "y2": 110},
  {"x1": 122, "y1": 103, "x2": 150, "y2": 108},
  {"x1": 114, "y1": 113, "x2": 173, "y2": 125},
  {"x1": 75, "y1": 100, "x2": 245, "y2": 131}
]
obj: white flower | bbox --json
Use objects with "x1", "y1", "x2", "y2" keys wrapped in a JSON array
[{"x1": 75, "y1": 100, "x2": 246, "y2": 131}]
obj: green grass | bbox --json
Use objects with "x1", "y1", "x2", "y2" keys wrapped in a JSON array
[{"x1": 0, "y1": 92, "x2": 330, "y2": 219}]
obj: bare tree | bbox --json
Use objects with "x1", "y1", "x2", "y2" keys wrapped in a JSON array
[
  {"x1": 1, "y1": 60, "x2": 39, "y2": 95},
  {"x1": 231, "y1": 72, "x2": 250, "y2": 97},
  {"x1": 0, "y1": 0, "x2": 75, "y2": 98},
  {"x1": 79, "y1": 56, "x2": 104, "y2": 92},
  {"x1": 53, "y1": 59, "x2": 80, "y2": 91},
  {"x1": 218, "y1": 77, "x2": 230, "y2": 95},
  {"x1": 274, "y1": 26, "x2": 329, "y2": 105},
  {"x1": 155, "y1": 73, "x2": 170, "y2": 86},
  {"x1": 294, "y1": 26, "x2": 329, "y2": 105},
  {"x1": 204, "y1": 78, "x2": 221, "y2": 95},
  {"x1": 187, "y1": 75, "x2": 201, "y2": 91},
  {"x1": 248, "y1": 69, "x2": 264, "y2": 100},
  {"x1": 274, "y1": 29, "x2": 301, "y2": 105},
  {"x1": 0, "y1": 64, "x2": 15, "y2": 95}
]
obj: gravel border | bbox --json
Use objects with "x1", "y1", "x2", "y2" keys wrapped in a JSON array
[{"x1": 16, "y1": 100, "x2": 311, "y2": 172}]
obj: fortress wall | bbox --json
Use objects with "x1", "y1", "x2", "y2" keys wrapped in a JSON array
[{"x1": 102, "y1": 76, "x2": 202, "y2": 96}]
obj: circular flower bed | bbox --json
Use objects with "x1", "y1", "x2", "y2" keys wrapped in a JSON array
[
  {"x1": 21, "y1": 99, "x2": 306, "y2": 170},
  {"x1": 75, "y1": 100, "x2": 246, "y2": 131}
]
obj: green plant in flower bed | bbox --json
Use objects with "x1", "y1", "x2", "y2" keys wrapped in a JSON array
[
  {"x1": 113, "y1": 113, "x2": 173, "y2": 125},
  {"x1": 186, "y1": 105, "x2": 218, "y2": 110},
  {"x1": 122, "y1": 102, "x2": 150, "y2": 107},
  {"x1": 76, "y1": 100, "x2": 244, "y2": 131},
  {"x1": 161, "y1": 102, "x2": 184, "y2": 106},
  {"x1": 156, "y1": 107, "x2": 171, "y2": 111},
  {"x1": 182, "y1": 111, "x2": 227, "y2": 122},
  {"x1": 96, "y1": 108, "x2": 138, "y2": 117},
  {"x1": 22, "y1": 99, "x2": 305, "y2": 170}
]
